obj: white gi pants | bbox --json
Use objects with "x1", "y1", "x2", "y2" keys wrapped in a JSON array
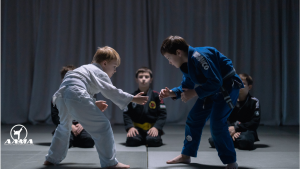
[{"x1": 45, "y1": 85, "x2": 118, "y2": 167}]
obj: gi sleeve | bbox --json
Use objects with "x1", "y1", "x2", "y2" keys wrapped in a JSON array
[
  {"x1": 171, "y1": 75, "x2": 195, "y2": 99},
  {"x1": 227, "y1": 111, "x2": 238, "y2": 127},
  {"x1": 235, "y1": 98, "x2": 261, "y2": 132},
  {"x1": 123, "y1": 104, "x2": 134, "y2": 132},
  {"x1": 51, "y1": 101, "x2": 60, "y2": 127},
  {"x1": 153, "y1": 98, "x2": 167, "y2": 131},
  {"x1": 91, "y1": 71, "x2": 134, "y2": 110},
  {"x1": 192, "y1": 51, "x2": 223, "y2": 99}
]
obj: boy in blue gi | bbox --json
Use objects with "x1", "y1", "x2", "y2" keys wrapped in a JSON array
[{"x1": 159, "y1": 36, "x2": 243, "y2": 169}]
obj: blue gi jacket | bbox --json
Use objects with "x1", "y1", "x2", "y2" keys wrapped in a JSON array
[{"x1": 171, "y1": 46, "x2": 242, "y2": 100}]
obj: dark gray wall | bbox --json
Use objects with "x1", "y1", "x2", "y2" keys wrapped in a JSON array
[{"x1": 1, "y1": 0, "x2": 299, "y2": 125}]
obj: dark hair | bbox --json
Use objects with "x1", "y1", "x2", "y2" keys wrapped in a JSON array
[
  {"x1": 160, "y1": 35, "x2": 189, "y2": 55},
  {"x1": 239, "y1": 73, "x2": 253, "y2": 86},
  {"x1": 61, "y1": 65, "x2": 76, "y2": 79},
  {"x1": 135, "y1": 67, "x2": 153, "y2": 78}
]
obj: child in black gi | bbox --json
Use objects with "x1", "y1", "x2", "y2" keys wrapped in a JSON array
[
  {"x1": 123, "y1": 67, "x2": 167, "y2": 147},
  {"x1": 209, "y1": 73, "x2": 260, "y2": 150}
]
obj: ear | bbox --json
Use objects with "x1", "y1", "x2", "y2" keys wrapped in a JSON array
[
  {"x1": 100, "y1": 61, "x2": 107, "y2": 68},
  {"x1": 103, "y1": 61, "x2": 107, "y2": 66},
  {"x1": 176, "y1": 49, "x2": 181, "y2": 56},
  {"x1": 248, "y1": 85, "x2": 253, "y2": 90},
  {"x1": 135, "y1": 78, "x2": 139, "y2": 84},
  {"x1": 150, "y1": 78, "x2": 153, "y2": 84}
]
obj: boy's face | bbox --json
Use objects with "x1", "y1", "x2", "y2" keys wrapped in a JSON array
[
  {"x1": 164, "y1": 51, "x2": 184, "y2": 68},
  {"x1": 136, "y1": 72, "x2": 152, "y2": 88},
  {"x1": 239, "y1": 75, "x2": 252, "y2": 96},
  {"x1": 101, "y1": 59, "x2": 118, "y2": 78}
]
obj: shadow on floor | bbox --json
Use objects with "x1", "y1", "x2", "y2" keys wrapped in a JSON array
[
  {"x1": 119, "y1": 142, "x2": 167, "y2": 147},
  {"x1": 156, "y1": 163, "x2": 254, "y2": 169},
  {"x1": 253, "y1": 144, "x2": 270, "y2": 149},
  {"x1": 209, "y1": 143, "x2": 270, "y2": 151},
  {"x1": 37, "y1": 163, "x2": 99, "y2": 169},
  {"x1": 35, "y1": 142, "x2": 52, "y2": 146},
  {"x1": 37, "y1": 163, "x2": 145, "y2": 169}
]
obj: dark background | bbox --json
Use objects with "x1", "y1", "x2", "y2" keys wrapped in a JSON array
[{"x1": 1, "y1": 0, "x2": 299, "y2": 125}]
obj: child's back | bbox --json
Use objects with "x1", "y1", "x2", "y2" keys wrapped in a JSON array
[{"x1": 45, "y1": 46, "x2": 148, "y2": 169}]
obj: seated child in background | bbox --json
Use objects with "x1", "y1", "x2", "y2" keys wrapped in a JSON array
[
  {"x1": 208, "y1": 73, "x2": 260, "y2": 150},
  {"x1": 51, "y1": 65, "x2": 94, "y2": 148},
  {"x1": 44, "y1": 46, "x2": 149, "y2": 169},
  {"x1": 123, "y1": 67, "x2": 167, "y2": 147}
]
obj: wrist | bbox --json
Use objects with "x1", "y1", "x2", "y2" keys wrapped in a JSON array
[{"x1": 169, "y1": 90, "x2": 176, "y2": 97}]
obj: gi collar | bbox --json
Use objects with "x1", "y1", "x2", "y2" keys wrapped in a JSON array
[
  {"x1": 188, "y1": 46, "x2": 196, "y2": 59},
  {"x1": 92, "y1": 62, "x2": 103, "y2": 70},
  {"x1": 136, "y1": 88, "x2": 152, "y2": 96}
]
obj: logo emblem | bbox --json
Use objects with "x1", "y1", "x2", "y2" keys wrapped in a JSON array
[
  {"x1": 132, "y1": 102, "x2": 137, "y2": 108},
  {"x1": 149, "y1": 101, "x2": 156, "y2": 109},
  {"x1": 4, "y1": 124, "x2": 33, "y2": 145},
  {"x1": 186, "y1": 135, "x2": 192, "y2": 141},
  {"x1": 193, "y1": 51, "x2": 209, "y2": 70}
]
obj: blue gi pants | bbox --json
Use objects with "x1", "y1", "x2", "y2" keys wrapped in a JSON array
[{"x1": 182, "y1": 87, "x2": 239, "y2": 164}]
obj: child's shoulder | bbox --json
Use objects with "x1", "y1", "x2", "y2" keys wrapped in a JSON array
[{"x1": 249, "y1": 95, "x2": 260, "y2": 109}]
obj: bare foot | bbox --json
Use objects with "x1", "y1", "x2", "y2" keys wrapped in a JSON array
[
  {"x1": 107, "y1": 162, "x2": 130, "y2": 168},
  {"x1": 166, "y1": 154, "x2": 191, "y2": 164},
  {"x1": 43, "y1": 161, "x2": 54, "y2": 165},
  {"x1": 225, "y1": 162, "x2": 238, "y2": 169}
]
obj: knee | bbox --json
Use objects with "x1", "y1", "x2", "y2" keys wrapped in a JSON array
[
  {"x1": 210, "y1": 122, "x2": 228, "y2": 136},
  {"x1": 237, "y1": 139, "x2": 254, "y2": 150},
  {"x1": 146, "y1": 136, "x2": 162, "y2": 147},
  {"x1": 83, "y1": 138, "x2": 95, "y2": 148},
  {"x1": 126, "y1": 136, "x2": 142, "y2": 147}
]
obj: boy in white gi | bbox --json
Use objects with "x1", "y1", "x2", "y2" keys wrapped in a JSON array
[{"x1": 44, "y1": 46, "x2": 149, "y2": 168}]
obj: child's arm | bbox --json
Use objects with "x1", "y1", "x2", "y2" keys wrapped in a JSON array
[
  {"x1": 235, "y1": 98, "x2": 261, "y2": 132},
  {"x1": 123, "y1": 104, "x2": 134, "y2": 131},
  {"x1": 161, "y1": 75, "x2": 195, "y2": 100},
  {"x1": 95, "y1": 74, "x2": 148, "y2": 110},
  {"x1": 192, "y1": 49, "x2": 224, "y2": 99},
  {"x1": 159, "y1": 87, "x2": 176, "y2": 100}
]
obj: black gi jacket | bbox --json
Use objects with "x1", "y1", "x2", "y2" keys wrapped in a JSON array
[
  {"x1": 123, "y1": 88, "x2": 167, "y2": 132},
  {"x1": 227, "y1": 93, "x2": 260, "y2": 141}
]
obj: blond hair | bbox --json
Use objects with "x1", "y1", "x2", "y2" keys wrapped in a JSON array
[{"x1": 92, "y1": 46, "x2": 121, "y2": 66}]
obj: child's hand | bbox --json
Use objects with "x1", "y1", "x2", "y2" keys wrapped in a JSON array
[
  {"x1": 127, "y1": 127, "x2": 139, "y2": 137},
  {"x1": 181, "y1": 88, "x2": 197, "y2": 103},
  {"x1": 228, "y1": 126, "x2": 236, "y2": 136},
  {"x1": 132, "y1": 92, "x2": 149, "y2": 105},
  {"x1": 71, "y1": 124, "x2": 83, "y2": 136},
  {"x1": 95, "y1": 100, "x2": 108, "y2": 112},
  {"x1": 232, "y1": 132, "x2": 241, "y2": 141},
  {"x1": 148, "y1": 127, "x2": 159, "y2": 137},
  {"x1": 159, "y1": 87, "x2": 171, "y2": 100},
  {"x1": 71, "y1": 124, "x2": 79, "y2": 136}
]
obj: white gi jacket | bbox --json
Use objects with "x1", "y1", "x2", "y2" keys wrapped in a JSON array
[{"x1": 52, "y1": 63, "x2": 133, "y2": 110}]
